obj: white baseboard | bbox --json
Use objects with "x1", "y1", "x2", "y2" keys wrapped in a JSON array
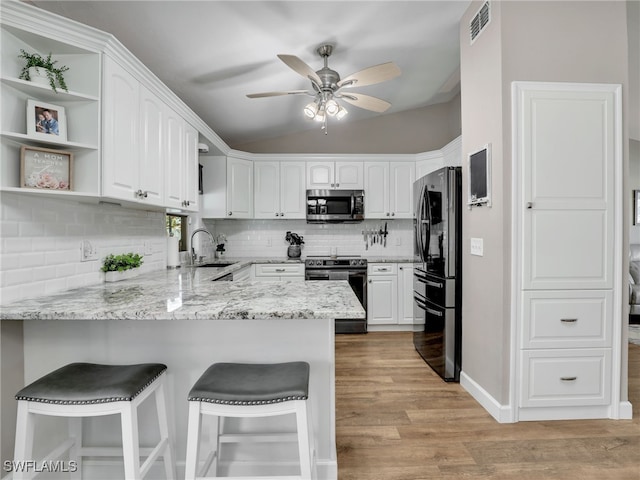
[
  {"x1": 618, "y1": 401, "x2": 633, "y2": 419},
  {"x1": 460, "y1": 370, "x2": 514, "y2": 423}
]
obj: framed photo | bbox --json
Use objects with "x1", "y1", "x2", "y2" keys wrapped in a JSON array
[
  {"x1": 26, "y1": 99, "x2": 67, "y2": 142},
  {"x1": 20, "y1": 145, "x2": 73, "y2": 191},
  {"x1": 635, "y1": 190, "x2": 640, "y2": 225}
]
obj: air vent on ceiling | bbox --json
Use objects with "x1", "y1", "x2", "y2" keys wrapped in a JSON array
[{"x1": 470, "y1": 1, "x2": 490, "y2": 44}]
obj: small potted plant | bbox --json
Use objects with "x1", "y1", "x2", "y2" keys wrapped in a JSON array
[
  {"x1": 285, "y1": 231, "x2": 304, "y2": 258},
  {"x1": 214, "y1": 233, "x2": 227, "y2": 258},
  {"x1": 18, "y1": 49, "x2": 69, "y2": 93},
  {"x1": 101, "y1": 252, "x2": 143, "y2": 282}
]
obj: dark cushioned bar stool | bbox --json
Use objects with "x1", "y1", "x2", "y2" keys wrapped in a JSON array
[
  {"x1": 13, "y1": 363, "x2": 175, "y2": 480},
  {"x1": 185, "y1": 362, "x2": 315, "y2": 480}
]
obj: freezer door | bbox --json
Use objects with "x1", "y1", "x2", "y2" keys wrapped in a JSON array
[{"x1": 413, "y1": 294, "x2": 460, "y2": 382}]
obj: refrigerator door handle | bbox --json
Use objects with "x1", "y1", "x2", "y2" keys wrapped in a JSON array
[{"x1": 425, "y1": 306, "x2": 444, "y2": 317}]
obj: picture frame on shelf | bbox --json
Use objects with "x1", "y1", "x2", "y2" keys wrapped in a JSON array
[
  {"x1": 26, "y1": 98, "x2": 67, "y2": 141},
  {"x1": 20, "y1": 145, "x2": 73, "y2": 191}
]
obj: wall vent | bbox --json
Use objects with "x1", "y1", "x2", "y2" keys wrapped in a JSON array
[{"x1": 470, "y1": 1, "x2": 490, "y2": 44}]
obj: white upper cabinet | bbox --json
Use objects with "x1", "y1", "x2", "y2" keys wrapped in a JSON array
[
  {"x1": 182, "y1": 122, "x2": 199, "y2": 211},
  {"x1": 102, "y1": 56, "x2": 141, "y2": 202},
  {"x1": 104, "y1": 56, "x2": 199, "y2": 210},
  {"x1": 254, "y1": 161, "x2": 305, "y2": 219},
  {"x1": 138, "y1": 85, "x2": 164, "y2": 206},
  {"x1": 364, "y1": 161, "x2": 414, "y2": 218},
  {"x1": 227, "y1": 156, "x2": 253, "y2": 218},
  {"x1": 307, "y1": 161, "x2": 363, "y2": 189},
  {"x1": 364, "y1": 162, "x2": 389, "y2": 218},
  {"x1": 164, "y1": 106, "x2": 184, "y2": 209}
]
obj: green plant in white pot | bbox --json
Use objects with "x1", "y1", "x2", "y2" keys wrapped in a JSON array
[
  {"x1": 101, "y1": 253, "x2": 143, "y2": 282},
  {"x1": 18, "y1": 49, "x2": 69, "y2": 93}
]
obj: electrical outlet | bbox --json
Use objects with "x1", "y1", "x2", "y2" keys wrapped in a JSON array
[
  {"x1": 144, "y1": 241, "x2": 153, "y2": 255},
  {"x1": 81, "y1": 240, "x2": 98, "y2": 262},
  {"x1": 470, "y1": 237, "x2": 484, "y2": 256}
]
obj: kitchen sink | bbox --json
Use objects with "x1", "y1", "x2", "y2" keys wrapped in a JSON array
[{"x1": 196, "y1": 262, "x2": 235, "y2": 268}]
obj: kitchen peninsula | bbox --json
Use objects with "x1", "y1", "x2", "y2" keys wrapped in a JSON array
[{"x1": 0, "y1": 265, "x2": 364, "y2": 479}]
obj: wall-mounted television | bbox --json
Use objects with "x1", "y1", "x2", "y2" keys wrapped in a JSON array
[{"x1": 468, "y1": 143, "x2": 491, "y2": 207}]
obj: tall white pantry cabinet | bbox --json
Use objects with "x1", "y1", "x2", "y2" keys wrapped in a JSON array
[{"x1": 510, "y1": 82, "x2": 628, "y2": 421}]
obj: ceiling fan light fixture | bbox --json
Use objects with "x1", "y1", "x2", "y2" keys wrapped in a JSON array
[
  {"x1": 303, "y1": 101, "x2": 318, "y2": 118},
  {"x1": 325, "y1": 98, "x2": 340, "y2": 116},
  {"x1": 314, "y1": 110, "x2": 326, "y2": 122},
  {"x1": 336, "y1": 105, "x2": 348, "y2": 120}
]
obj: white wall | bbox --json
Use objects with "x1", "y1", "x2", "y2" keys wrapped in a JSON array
[
  {"x1": 202, "y1": 219, "x2": 413, "y2": 260},
  {"x1": 233, "y1": 95, "x2": 461, "y2": 154},
  {"x1": 0, "y1": 192, "x2": 168, "y2": 305}
]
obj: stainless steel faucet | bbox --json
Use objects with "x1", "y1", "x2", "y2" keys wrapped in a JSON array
[{"x1": 190, "y1": 227, "x2": 215, "y2": 265}]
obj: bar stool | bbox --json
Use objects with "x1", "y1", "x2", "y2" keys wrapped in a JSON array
[
  {"x1": 185, "y1": 362, "x2": 315, "y2": 480},
  {"x1": 13, "y1": 362, "x2": 176, "y2": 480}
]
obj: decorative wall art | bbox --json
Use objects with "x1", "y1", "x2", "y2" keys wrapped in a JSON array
[{"x1": 20, "y1": 145, "x2": 73, "y2": 191}]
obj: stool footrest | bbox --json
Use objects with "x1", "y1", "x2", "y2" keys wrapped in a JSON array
[
  {"x1": 195, "y1": 476, "x2": 307, "y2": 480},
  {"x1": 219, "y1": 433, "x2": 298, "y2": 444}
]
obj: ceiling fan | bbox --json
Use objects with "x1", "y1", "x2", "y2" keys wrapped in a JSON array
[{"x1": 246, "y1": 44, "x2": 401, "y2": 132}]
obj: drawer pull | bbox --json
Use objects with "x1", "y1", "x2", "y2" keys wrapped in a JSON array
[
  {"x1": 560, "y1": 318, "x2": 578, "y2": 323},
  {"x1": 275, "y1": 268, "x2": 286, "y2": 272},
  {"x1": 560, "y1": 376, "x2": 577, "y2": 382}
]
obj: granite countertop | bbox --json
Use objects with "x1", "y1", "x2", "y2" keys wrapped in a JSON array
[{"x1": 0, "y1": 263, "x2": 364, "y2": 321}]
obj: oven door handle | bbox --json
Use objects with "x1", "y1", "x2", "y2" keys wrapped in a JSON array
[{"x1": 306, "y1": 271, "x2": 331, "y2": 280}]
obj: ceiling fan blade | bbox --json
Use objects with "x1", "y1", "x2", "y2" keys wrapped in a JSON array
[
  {"x1": 246, "y1": 90, "x2": 310, "y2": 98},
  {"x1": 277, "y1": 54, "x2": 322, "y2": 87},
  {"x1": 337, "y1": 92, "x2": 391, "y2": 113},
  {"x1": 337, "y1": 62, "x2": 401, "y2": 89}
]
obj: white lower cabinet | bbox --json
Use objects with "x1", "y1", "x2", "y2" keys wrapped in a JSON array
[
  {"x1": 398, "y1": 264, "x2": 414, "y2": 324},
  {"x1": 520, "y1": 349, "x2": 612, "y2": 408},
  {"x1": 367, "y1": 263, "x2": 414, "y2": 328},
  {"x1": 367, "y1": 264, "x2": 398, "y2": 325},
  {"x1": 253, "y1": 263, "x2": 304, "y2": 282}
]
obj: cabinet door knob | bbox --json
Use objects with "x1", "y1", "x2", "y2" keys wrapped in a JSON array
[
  {"x1": 275, "y1": 213, "x2": 279, "y2": 217},
  {"x1": 526, "y1": 202, "x2": 533, "y2": 209},
  {"x1": 368, "y1": 279, "x2": 372, "y2": 283},
  {"x1": 336, "y1": 183, "x2": 340, "y2": 187},
  {"x1": 391, "y1": 212, "x2": 395, "y2": 216},
  {"x1": 143, "y1": 191, "x2": 148, "y2": 198},
  {"x1": 228, "y1": 212, "x2": 233, "y2": 216},
  {"x1": 280, "y1": 212, "x2": 284, "y2": 217}
]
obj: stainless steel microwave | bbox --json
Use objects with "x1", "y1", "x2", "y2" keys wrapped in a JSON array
[{"x1": 306, "y1": 189, "x2": 364, "y2": 223}]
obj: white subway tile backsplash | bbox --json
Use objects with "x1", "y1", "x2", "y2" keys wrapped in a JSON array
[
  {"x1": 203, "y1": 218, "x2": 414, "y2": 259},
  {"x1": 0, "y1": 193, "x2": 169, "y2": 305}
]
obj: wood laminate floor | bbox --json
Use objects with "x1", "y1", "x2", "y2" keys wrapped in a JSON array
[{"x1": 335, "y1": 332, "x2": 640, "y2": 480}]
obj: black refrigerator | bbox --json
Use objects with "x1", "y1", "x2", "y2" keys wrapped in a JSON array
[{"x1": 413, "y1": 166, "x2": 462, "y2": 382}]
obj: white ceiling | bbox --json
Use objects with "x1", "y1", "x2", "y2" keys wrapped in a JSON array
[{"x1": 28, "y1": 1, "x2": 471, "y2": 148}]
